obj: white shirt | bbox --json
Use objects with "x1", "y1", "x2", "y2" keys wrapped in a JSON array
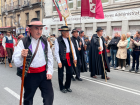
[
  {"x1": 2, "y1": 35, "x2": 16, "y2": 49},
  {"x1": 76, "y1": 40, "x2": 79, "y2": 48},
  {"x1": 55, "y1": 37, "x2": 77, "y2": 64},
  {"x1": 98, "y1": 36, "x2": 103, "y2": 51},
  {"x1": 13, "y1": 37, "x2": 53, "y2": 75},
  {"x1": 80, "y1": 37, "x2": 85, "y2": 45}
]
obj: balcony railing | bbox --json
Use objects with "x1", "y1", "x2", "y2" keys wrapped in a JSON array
[{"x1": 1, "y1": 0, "x2": 42, "y2": 13}]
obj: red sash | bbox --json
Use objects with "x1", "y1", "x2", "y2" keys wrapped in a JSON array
[
  {"x1": 66, "y1": 53, "x2": 71, "y2": 66},
  {"x1": 99, "y1": 51, "x2": 103, "y2": 55},
  {"x1": 6, "y1": 43, "x2": 13, "y2": 48},
  {"x1": 28, "y1": 65, "x2": 46, "y2": 73}
]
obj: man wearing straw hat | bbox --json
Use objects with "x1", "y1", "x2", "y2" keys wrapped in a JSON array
[
  {"x1": 55, "y1": 26, "x2": 77, "y2": 93},
  {"x1": 13, "y1": 18, "x2": 54, "y2": 105},
  {"x1": 89, "y1": 27, "x2": 110, "y2": 80},
  {"x1": 2, "y1": 30, "x2": 16, "y2": 68}
]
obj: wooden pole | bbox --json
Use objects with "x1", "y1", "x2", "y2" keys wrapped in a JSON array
[
  {"x1": 64, "y1": 17, "x2": 76, "y2": 67},
  {"x1": 5, "y1": 51, "x2": 6, "y2": 67},
  {"x1": 98, "y1": 38, "x2": 107, "y2": 82},
  {"x1": 19, "y1": 57, "x2": 26, "y2": 105}
]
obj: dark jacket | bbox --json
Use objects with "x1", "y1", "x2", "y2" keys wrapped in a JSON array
[
  {"x1": 133, "y1": 37, "x2": 140, "y2": 50},
  {"x1": 89, "y1": 34, "x2": 110, "y2": 77},
  {"x1": 108, "y1": 37, "x2": 120, "y2": 50}
]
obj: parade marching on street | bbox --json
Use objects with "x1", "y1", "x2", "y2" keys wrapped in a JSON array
[
  {"x1": 1, "y1": 0, "x2": 140, "y2": 105},
  {"x1": 1, "y1": 62, "x2": 140, "y2": 105}
]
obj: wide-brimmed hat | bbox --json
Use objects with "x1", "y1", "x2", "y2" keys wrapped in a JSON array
[
  {"x1": 58, "y1": 26, "x2": 70, "y2": 31},
  {"x1": 71, "y1": 29, "x2": 79, "y2": 34},
  {"x1": 28, "y1": 21, "x2": 46, "y2": 27},
  {"x1": 96, "y1": 27, "x2": 104, "y2": 32}
]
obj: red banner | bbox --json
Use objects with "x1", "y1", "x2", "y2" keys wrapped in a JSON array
[{"x1": 81, "y1": 0, "x2": 104, "y2": 19}]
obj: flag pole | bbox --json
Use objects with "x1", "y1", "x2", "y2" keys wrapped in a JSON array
[
  {"x1": 5, "y1": 51, "x2": 6, "y2": 67},
  {"x1": 98, "y1": 38, "x2": 107, "y2": 82},
  {"x1": 19, "y1": 57, "x2": 26, "y2": 105},
  {"x1": 64, "y1": 17, "x2": 76, "y2": 67}
]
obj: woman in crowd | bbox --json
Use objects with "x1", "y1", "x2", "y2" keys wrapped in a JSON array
[
  {"x1": 105, "y1": 36, "x2": 111, "y2": 64},
  {"x1": 0, "y1": 33, "x2": 7, "y2": 64},
  {"x1": 116, "y1": 34, "x2": 128, "y2": 70}
]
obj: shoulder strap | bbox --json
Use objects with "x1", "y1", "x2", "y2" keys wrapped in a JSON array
[{"x1": 30, "y1": 39, "x2": 40, "y2": 65}]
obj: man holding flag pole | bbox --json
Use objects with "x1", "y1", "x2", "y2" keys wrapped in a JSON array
[{"x1": 81, "y1": 0, "x2": 110, "y2": 81}]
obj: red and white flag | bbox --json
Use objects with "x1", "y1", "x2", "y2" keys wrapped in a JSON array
[{"x1": 81, "y1": 0, "x2": 104, "y2": 19}]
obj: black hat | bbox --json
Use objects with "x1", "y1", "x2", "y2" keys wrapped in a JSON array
[
  {"x1": 71, "y1": 29, "x2": 79, "y2": 34},
  {"x1": 79, "y1": 30, "x2": 84, "y2": 34},
  {"x1": 96, "y1": 27, "x2": 104, "y2": 32},
  {"x1": 58, "y1": 26, "x2": 70, "y2": 31}
]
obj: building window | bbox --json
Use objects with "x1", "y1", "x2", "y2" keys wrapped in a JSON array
[
  {"x1": 26, "y1": 13, "x2": 29, "y2": 26},
  {"x1": 77, "y1": 0, "x2": 81, "y2": 7},
  {"x1": 17, "y1": 15, "x2": 20, "y2": 26},
  {"x1": 10, "y1": 17, "x2": 13, "y2": 27},
  {"x1": 68, "y1": 0, "x2": 73, "y2": 9},
  {"x1": 36, "y1": 11, "x2": 40, "y2": 20},
  {"x1": 53, "y1": 2, "x2": 56, "y2": 11},
  {"x1": 4, "y1": 17, "x2": 6, "y2": 27},
  {"x1": 101, "y1": 0, "x2": 109, "y2": 3}
]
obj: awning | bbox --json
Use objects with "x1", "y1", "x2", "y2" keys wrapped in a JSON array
[{"x1": 0, "y1": 26, "x2": 15, "y2": 31}]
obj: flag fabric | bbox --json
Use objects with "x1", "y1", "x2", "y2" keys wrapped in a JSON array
[
  {"x1": 81, "y1": 0, "x2": 104, "y2": 19},
  {"x1": 52, "y1": 0, "x2": 71, "y2": 21}
]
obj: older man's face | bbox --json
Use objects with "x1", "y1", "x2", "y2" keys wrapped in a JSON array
[
  {"x1": 62, "y1": 31, "x2": 69, "y2": 38},
  {"x1": 29, "y1": 26, "x2": 43, "y2": 39},
  {"x1": 127, "y1": 33, "x2": 130, "y2": 38}
]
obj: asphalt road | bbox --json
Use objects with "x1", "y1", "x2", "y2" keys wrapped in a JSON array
[{"x1": 0, "y1": 61, "x2": 140, "y2": 105}]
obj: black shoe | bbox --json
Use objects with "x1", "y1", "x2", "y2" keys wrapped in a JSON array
[
  {"x1": 66, "y1": 88, "x2": 72, "y2": 92},
  {"x1": 135, "y1": 69, "x2": 139, "y2": 73},
  {"x1": 61, "y1": 89, "x2": 67, "y2": 93},
  {"x1": 129, "y1": 68, "x2": 135, "y2": 72},
  {"x1": 101, "y1": 76, "x2": 110, "y2": 80},
  {"x1": 75, "y1": 77, "x2": 83, "y2": 81},
  {"x1": 71, "y1": 76, "x2": 76, "y2": 81}
]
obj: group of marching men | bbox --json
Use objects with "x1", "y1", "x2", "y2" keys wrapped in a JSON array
[{"x1": 0, "y1": 18, "x2": 110, "y2": 105}]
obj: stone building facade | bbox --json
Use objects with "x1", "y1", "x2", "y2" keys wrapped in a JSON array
[
  {"x1": 43, "y1": 0, "x2": 140, "y2": 39},
  {"x1": 0, "y1": 0, "x2": 44, "y2": 35}
]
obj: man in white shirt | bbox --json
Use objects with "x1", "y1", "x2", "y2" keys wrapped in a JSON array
[
  {"x1": 2, "y1": 30, "x2": 16, "y2": 68},
  {"x1": 13, "y1": 18, "x2": 54, "y2": 105},
  {"x1": 71, "y1": 29, "x2": 87, "y2": 81},
  {"x1": 55, "y1": 26, "x2": 77, "y2": 93}
]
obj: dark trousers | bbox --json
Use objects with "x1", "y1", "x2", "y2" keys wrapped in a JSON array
[
  {"x1": 118, "y1": 59, "x2": 126, "y2": 67},
  {"x1": 24, "y1": 71, "x2": 54, "y2": 105},
  {"x1": 110, "y1": 49, "x2": 118, "y2": 67},
  {"x1": 132, "y1": 51, "x2": 140, "y2": 69},
  {"x1": 108, "y1": 56, "x2": 111, "y2": 63},
  {"x1": 6, "y1": 48, "x2": 13, "y2": 63},
  {"x1": 126, "y1": 49, "x2": 131, "y2": 65},
  {"x1": 58, "y1": 60, "x2": 72, "y2": 90}
]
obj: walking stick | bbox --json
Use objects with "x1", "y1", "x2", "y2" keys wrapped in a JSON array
[
  {"x1": 64, "y1": 17, "x2": 76, "y2": 67},
  {"x1": 5, "y1": 51, "x2": 6, "y2": 67},
  {"x1": 98, "y1": 38, "x2": 107, "y2": 82},
  {"x1": 19, "y1": 57, "x2": 26, "y2": 105}
]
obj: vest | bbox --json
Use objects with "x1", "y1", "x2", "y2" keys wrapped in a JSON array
[
  {"x1": 17, "y1": 36, "x2": 48, "y2": 77},
  {"x1": 57, "y1": 36, "x2": 73, "y2": 61},
  {"x1": 5, "y1": 36, "x2": 13, "y2": 48}
]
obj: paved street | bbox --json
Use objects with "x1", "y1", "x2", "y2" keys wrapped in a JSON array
[{"x1": 1, "y1": 61, "x2": 140, "y2": 105}]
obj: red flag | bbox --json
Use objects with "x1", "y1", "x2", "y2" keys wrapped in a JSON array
[
  {"x1": 52, "y1": 0, "x2": 62, "y2": 21},
  {"x1": 81, "y1": 0, "x2": 104, "y2": 19}
]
